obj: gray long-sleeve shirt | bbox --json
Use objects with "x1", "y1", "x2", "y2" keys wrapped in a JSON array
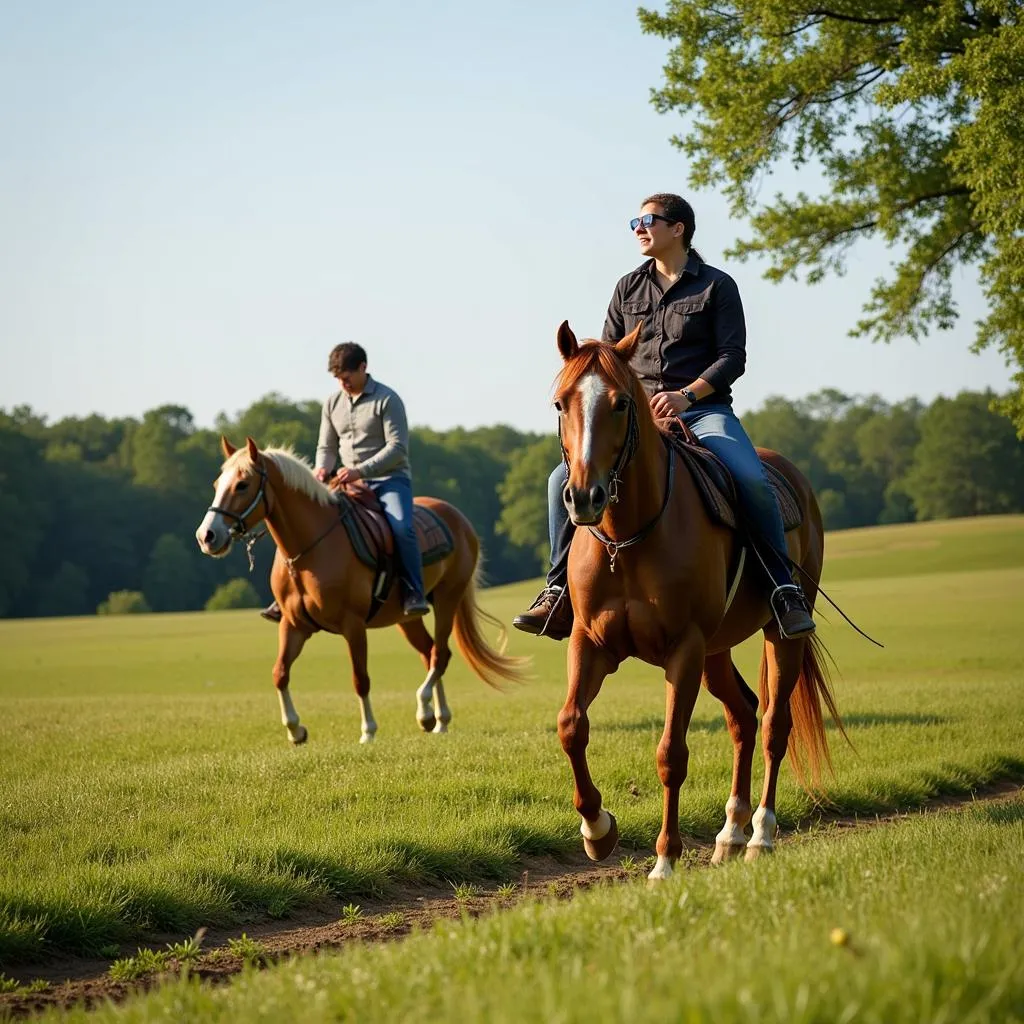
[{"x1": 314, "y1": 376, "x2": 411, "y2": 481}]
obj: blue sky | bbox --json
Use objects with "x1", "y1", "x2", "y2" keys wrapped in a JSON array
[{"x1": 0, "y1": 1, "x2": 1012, "y2": 436}]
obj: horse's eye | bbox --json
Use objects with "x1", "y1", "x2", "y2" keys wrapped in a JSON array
[
  {"x1": 236, "y1": 481, "x2": 249, "y2": 492},
  {"x1": 553, "y1": 400, "x2": 563, "y2": 413},
  {"x1": 613, "y1": 396, "x2": 630, "y2": 413}
]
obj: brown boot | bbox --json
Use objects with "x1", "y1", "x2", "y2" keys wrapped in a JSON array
[
  {"x1": 770, "y1": 585, "x2": 815, "y2": 639},
  {"x1": 512, "y1": 585, "x2": 573, "y2": 641},
  {"x1": 260, "y1": 600, "x2": 282, "y2": 623}
]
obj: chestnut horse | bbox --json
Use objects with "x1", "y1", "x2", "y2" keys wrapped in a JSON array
[
  {"x1": 552, "y1": 323, "x2": 844, "y2": 881},
  {"x1": 195, "y1": 437, "x2": 528, "y2": 744}
]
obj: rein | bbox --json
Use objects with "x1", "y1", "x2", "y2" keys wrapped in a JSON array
[{"x1": 587, "y1": 440, "x2": 675, "y2": 573}]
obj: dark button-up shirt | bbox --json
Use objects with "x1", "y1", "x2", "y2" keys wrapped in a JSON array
[
  {"x1": 601, "y1": 253, "x2": 746, "y2": 406},
  {"x1": 314, "y1": 376, "x2": 411, "y2": 481}
]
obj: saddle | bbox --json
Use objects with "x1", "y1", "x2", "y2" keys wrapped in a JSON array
[
  {"x1": 330, "y1": 480, "x2": 454, "y2": 620},
  {"x1": 655, "y1": 418, "x2": 803, "y2": 533}
]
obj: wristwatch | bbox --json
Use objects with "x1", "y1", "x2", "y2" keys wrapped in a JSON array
[{"x1": 680, "y1": 388, "x2": 698, "y2": 406}]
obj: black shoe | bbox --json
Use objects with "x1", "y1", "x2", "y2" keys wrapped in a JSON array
[
  {"x1": 402, "y1": 592, "x2": 430, "y2": 618},
  {"x1": 771, "y1": 585, "x2": 816, "y2": 639},
  {"x1": 512, "y1": 585, "x2": 573, "y2": 641},
  {"x1": 260, "y1": 600, "x2": 282, "y2": 623}
]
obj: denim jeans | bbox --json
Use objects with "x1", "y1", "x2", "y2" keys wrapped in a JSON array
[
  {"x1": 369, "y1": 476, "x2": 425, "y2": 597},
  {"x1": 545, "y1": 403, "x2": 792, "y2": 590}
]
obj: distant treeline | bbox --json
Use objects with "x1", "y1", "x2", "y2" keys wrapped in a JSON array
[{"x1": 2, "y1": 387, "x2": 1022, "y2": 619}]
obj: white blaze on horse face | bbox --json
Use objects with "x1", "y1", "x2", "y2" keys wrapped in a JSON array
[
  {"x1": 196, "y1": 467, "x2": 239, "y2": 554},
  {"x1": 577, "y1": 372, "x2": 608, "y2": 471}
]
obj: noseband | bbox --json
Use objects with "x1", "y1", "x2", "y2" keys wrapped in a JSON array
[
  {"x1": 206, "y1": 460, "x2": 270, "y2": 569},
  {"x1": 560, "y1": 390, "x2": 675, "y2": 572}
]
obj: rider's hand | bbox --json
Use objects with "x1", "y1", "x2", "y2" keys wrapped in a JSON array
[
  {"x1": 334, "y1": 467, "x2": 363, "y2": 484},
  {"x1": 314, "y1": 467, "x2": 330, "y2": 483},
  {"x1": 650, "y1": 391, "x2": 690, "y2": 419}
]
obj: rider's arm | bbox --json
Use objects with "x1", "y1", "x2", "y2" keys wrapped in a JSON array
[
  {"x1": 314, "y1": 397, "x2": 340, "y2": 474},
  {"x1": 356, "y1": 394, "x2": 409, "y2": 479},
  {"x1": 600, "y1": 279, "x2": 626, "y2": 342},
  {"x1": 696, "y1": 273, "x2": 746, "y2": 394}
]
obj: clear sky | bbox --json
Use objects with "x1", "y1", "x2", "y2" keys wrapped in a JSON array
[{"x1": 0, "y1": 1, "x2": 1012, "y2": 436}]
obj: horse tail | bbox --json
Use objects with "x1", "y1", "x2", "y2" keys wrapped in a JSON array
[
  {"x1": 758, "y1": 634, "x2": 848, "y2": 793},
  {"x1": 453, "y1": 564, "x2": 532, "y2": 689}
]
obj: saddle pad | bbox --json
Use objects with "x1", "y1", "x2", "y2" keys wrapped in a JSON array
[
  {"x1": 341, "y1": 500, "x2": 454, "y2": 571},
  {"x1": 662, "y1": 429, "x2": 803, "y2": 533}
]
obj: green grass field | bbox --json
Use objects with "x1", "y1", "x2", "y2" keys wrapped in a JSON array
[{"x1": 2, "y1": 515, "x2": 1023, "y2": 1019}]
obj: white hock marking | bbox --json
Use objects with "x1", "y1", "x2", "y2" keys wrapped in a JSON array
[
  {"x1": 747, "y1": 805, "x2": 778, "y2": 851},
  {"x1": 580, "y1": 808, "x2": 612, "y2": 841},
  {"x1": 647, "y1": 855, "x2": 675, "y2": 882}
]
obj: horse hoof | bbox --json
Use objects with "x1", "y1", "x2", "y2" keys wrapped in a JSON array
[
  {"x1": 744, "y1": 843, "x2": 773, "y2": 863},
  {"x1": 289, "y1": 725, "x2": 308, "y2": 746},
  {"x1": 432, "y1": 722, "x2": 449, "y2": 734},
  {"x1": 647, "y1": 855, "x2": 675, "y2": 883},
  {"x1": 360, "y1": 732, "x2": 375, "y2": 744},
  {"x1": 711, "y1": 842, "x2": 747, "y2": 866},
  {"x1": 417, "y1": 715, "x2": 436, "y2": 733},
  {"x1": 583, "y1": 812, "x2": 619, "y2": 862}
]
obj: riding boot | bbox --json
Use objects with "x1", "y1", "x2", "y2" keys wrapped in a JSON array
[
  {"x1": 770, "y1": 584, "x2": 816, "y2": 639},
  {"x1": 513, "y1": 584, "x2": 573, "y2": 640},
  {"x1": 260, "y1": 600, "x2": 282, "y2": 623}
]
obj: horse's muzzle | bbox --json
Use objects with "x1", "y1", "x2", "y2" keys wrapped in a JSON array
[{"x1": 564, "y1": 482, "x2": 608, "y2": 525}]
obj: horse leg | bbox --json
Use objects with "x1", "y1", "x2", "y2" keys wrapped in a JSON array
[
  {"x1": 649, "y1": 634, "x2": 705, "y2": 882},
  {"x1": 704, "y1": 652, "x2": 758, "y2": 865},
  {"x1": 345, "y1": 627, "x2": 377, "y2": 744},
  {"x1": 399, "y1": 618, "x2": 441, "y2": 733},
  {"x1": 559, "y1": 636, "x2": 618, "y2": 861},
  {"x1": 747, "y1": 633, "x2": 805, "y2": 860},
  {"x1": 422, "y1": 591, "x2": 456, "y2": 734},
  {"x1": 273, "y1": 621, "x2": 310, "y2": 745}
]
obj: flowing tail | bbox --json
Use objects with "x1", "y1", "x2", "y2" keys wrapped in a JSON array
[
  {"x1": 453, "y1": 566, "x2": 532, "y2": 688},
  {"x1": 759, "y1": 634, "x2": 849, "y2": 792}
]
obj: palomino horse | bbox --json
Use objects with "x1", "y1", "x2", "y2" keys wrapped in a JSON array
[
  {"x1": 195, "y1": 437, "x2": 528, "y2": 744},
  {"x1": 552, "y1": 323, "x2": 844, "y2": 881}
]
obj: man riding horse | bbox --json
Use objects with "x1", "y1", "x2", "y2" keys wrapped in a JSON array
[
  {"x1": 262, "y1": 341, "x2": 429, "y2": 622},
  {"x1": 513, "y1": 193, "x2": 816, "y2": 642}
]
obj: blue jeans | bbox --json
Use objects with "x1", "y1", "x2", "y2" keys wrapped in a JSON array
[
  {"x1": 369, "y1": 476, "x2": 425, "y2": 597},
  {"x1": 545, "y1": 403, "x2": 792, "y2": 590}
]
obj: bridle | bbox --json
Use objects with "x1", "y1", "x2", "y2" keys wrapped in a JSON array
[
  {"x1": 206, "y1": 460, "x2": 270, "y2": 569},
  {"x1": 559, "y1": 388, "x2": 675, "y2": 573}
]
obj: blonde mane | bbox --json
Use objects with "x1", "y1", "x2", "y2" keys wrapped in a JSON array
[{"x1": 222, "y1": 446, "x2": 340, "y2": 506}]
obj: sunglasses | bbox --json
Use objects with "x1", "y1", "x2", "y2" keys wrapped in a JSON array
[{"x1": 629, "y1": 213, "x2": 678, "y2": 231}]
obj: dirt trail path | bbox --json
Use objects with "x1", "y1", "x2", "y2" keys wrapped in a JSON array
[{"x1": 4, "y1": 779, "x2": 1021, "y2": 1019}]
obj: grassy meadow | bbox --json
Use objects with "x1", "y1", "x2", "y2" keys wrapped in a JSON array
[{"x1": 1, "y1": 515, "x2": 1023, "y2": 988}]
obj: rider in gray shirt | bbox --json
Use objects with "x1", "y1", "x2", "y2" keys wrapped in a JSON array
[{"x1": 261, "y1": 342, "x2": 427, "y2": 622}]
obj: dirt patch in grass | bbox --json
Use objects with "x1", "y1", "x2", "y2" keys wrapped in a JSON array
[{"x1": 3, "y1": 779, "x2": 1020, "y2": 1019}]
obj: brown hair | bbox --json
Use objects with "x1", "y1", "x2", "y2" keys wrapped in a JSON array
[
  {"x1": 327, "y1": 342, "x2": 367, "y2": 375},
  {"x1": 641, "y1": 193, "x2": 702, "y2": 262}
]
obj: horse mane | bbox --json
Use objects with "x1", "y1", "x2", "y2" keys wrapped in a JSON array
[{"x1": 223, "y1": 446, "x2": 340, "y2": 507}]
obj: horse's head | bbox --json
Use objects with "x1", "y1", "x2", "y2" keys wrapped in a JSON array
[
  {"x1": 195, "y1": 436, "x2": 270, "y2": 557},
  {"x1": 553, "y1": 320, "x2": 643, "y2": 525}
]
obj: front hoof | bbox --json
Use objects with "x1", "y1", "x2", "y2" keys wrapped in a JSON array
[
  {"x1": 288, "y1": 725, "x2": 308, "y2": 745},
  {"x1": 744, "y1": 843, "x2": 774, "y2": 863},
  {"x1": 647, "y1": 855, "x2": 675, "y2": 883},
  {"x1": 583, "y1": 812, "x2": 618, "y2": 862},
  {"x1": 360, "y1": 732, "x2": 375, "y2": 744},
  {"x1": 432, "y1": 722, "x2": 449, "y2": 734},
  {"x1": 711, "y1": 842, "x2": 747, "y2": 866},
  {"x1": 417, "y1": 715, "x2": 436, "y2": 733}
]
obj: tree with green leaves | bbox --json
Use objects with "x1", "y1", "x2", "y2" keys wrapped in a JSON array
[{"x1": 640, "y1": 0, "x2": 1023, "y2": 430}]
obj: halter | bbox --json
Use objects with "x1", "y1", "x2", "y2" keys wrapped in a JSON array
[
  {"x1": 560, "y1": 390, "x2": 674, "y2": 572},
  {"x1": 206, "y1": 460, "x2": 270, "y2": 569}
]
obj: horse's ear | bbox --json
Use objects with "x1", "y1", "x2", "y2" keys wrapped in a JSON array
[
  {"x1": 614, "y1": 321, "x2": 642, "y2": 362},
  {"x1": 221, "y1": 435, "x2": 236, "y2": 458},
  {"x1": 245, "y1": 436, "x2": 259, "y2": 460},
  {"x1": 557, "y1": 320, "x2": 579, "y2": 362}
]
